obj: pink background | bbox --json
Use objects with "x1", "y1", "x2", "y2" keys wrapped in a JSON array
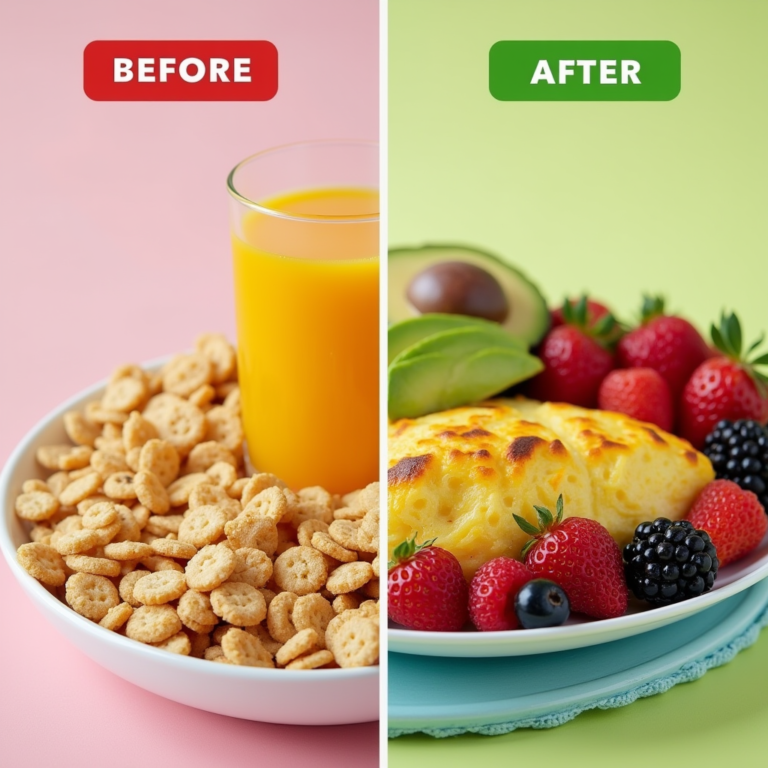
[{"x1": 0, "y1": 1, "x2": 379, "y2": 765}]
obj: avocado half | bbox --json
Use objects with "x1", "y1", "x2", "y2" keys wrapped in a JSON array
[{"x1": 389, "y1": 244, "x2": 550, "y2": 347}]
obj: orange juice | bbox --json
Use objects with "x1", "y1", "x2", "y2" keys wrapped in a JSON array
[{"x1": 231, "y1": 187, "x2": 379, "y2": 493}]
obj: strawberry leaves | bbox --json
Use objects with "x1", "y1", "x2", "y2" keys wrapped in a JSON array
[
  {"x1": 640, "y1": 294, "x2": 666, "y2": 323},
  {"x1": 711, "y1": 311, "x2": 768, "y2": 390},
  {"x1": 561, "y1": 296, "x2": 621, "y2": 349},
  {"x1": 389, "y1": 534, "x2": 437, "y2": 569},
  {"x1": 514, "y1": 495, "x2": 565, "y2": 558}
]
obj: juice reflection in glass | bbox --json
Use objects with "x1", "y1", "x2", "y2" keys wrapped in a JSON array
[{"x1": 227, "y1": 142, "x2": 379, "y2": 494}]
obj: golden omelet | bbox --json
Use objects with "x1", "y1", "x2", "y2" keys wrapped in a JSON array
[{"x1": 388, "y1": 398, "x2": 714, "y2": 579}]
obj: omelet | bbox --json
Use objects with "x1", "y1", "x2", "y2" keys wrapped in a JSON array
[{"x1": 388, "y1": 398, "x2": 714, "y2": 579}]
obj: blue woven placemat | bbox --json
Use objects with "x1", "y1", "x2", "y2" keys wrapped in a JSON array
[{"x1": 389, "y1": 580, "x2": 768, "y2": 738}]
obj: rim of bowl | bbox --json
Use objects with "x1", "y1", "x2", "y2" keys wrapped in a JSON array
[{"x1": 0, "y1": 355, "x2": 377, "y2": 680}]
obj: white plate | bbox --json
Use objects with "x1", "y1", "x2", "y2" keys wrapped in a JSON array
[
  {"x1": 0, "y1": 361, "x2": 378, "y2": 724},
  {"x1": 389, "y1": 532, "x2": 768, "y2": 658}
]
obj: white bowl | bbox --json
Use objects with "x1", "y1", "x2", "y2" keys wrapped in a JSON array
[{"x1": 0, "y1": 366, "x2": 378, "y2": 725}]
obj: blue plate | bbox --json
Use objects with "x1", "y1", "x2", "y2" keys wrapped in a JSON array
[{"x1": 389, "y1": 577, "x2": 768, "y2": 738}]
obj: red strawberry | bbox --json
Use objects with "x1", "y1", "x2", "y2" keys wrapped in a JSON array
[
  {"x1": 598, "y1": 367, "x2": 674, "y2": 432},
  {"x1": 468, "y1": 557, "x2": 533, "y2": 631},
  {"x1": 388, "y1": 536, "x2": 468, "y2": 631},
  {"x1": 527, "y1": 296, "x2": 619, "y2": 407},
  {"x1": 687, "y1": 480, "x2": 768, "y2": 566},
  {"x1": 551, "y1": 297, "x2": 613, "y2": 330},
  {"x1": 617, "y1": 296, "x2": 711, "y2": 399},
  {"x1": 514, "y1": 496, "x2": 628, "y2": 619},
  {"x1": 680, "y1": 312, "x2": 768, "y2": 449}
]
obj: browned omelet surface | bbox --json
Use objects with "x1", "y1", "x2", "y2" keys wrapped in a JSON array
[{"x1": 388, "y1": 398, "x2": 714, "y2": 579}]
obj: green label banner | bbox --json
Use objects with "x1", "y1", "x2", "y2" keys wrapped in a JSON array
[{"x1": 489, "y1": 41, "x2": 680, "y2": 101}]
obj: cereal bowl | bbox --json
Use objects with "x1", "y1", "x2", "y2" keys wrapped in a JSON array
[{"x1": 0, "y1": 362, "x2": 379, "y2": 725}]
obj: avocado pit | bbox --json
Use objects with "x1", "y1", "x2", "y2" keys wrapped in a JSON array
[{"x1": 406, "y1": 261, "x2": 510, "y2": 323}]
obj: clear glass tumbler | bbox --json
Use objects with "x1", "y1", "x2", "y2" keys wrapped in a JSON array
[{"x1": 227, "y1": 140, "x2": 379, "y2": 494}]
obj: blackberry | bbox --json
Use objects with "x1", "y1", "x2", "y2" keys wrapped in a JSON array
[
  {"x1": 703, "y1": 419, "x2": 768, "y2": 512},
  {"x1": 623, "y1": 517, "x2": 719, "y2": 606}
]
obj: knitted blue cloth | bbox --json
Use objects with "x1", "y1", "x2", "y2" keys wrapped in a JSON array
[{"x1": 389, "y1": 585, "x2": 768, "y2": 739}]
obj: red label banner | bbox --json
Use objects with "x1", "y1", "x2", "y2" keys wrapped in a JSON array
[{"x1": 84, "y1": 40, "x2": 278, "y2": 101}]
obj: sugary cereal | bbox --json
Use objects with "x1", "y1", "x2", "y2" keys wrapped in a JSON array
[
  {"x1": 81, "y1": 501, "x2": 118, "y2": 529},
  {"x1": 66, "y1": 572, "x2": 120, "y2": 621},
  {"x1": 224, "y1": 510, "x2": 278, "y2": 555},
  {"x1": 273, "y1": 546, "x2": 327, "y2": 596},
  {"x1": 103, "y1": 541, "x2": 154, "y2": 561},
  {"x1": 138, "y1": 438, "x2": 180, "y2": 487},
  {"x1": 133, "y1": 470, "x2": 170, "y2": 514},
  {"x1": 103, "y1": 472, "x2": 138, "y2": 501},
  {"x1": 326, "y1": 562, "x2": 374, "y2": 595},
  {"x1": 11, "y1": 338, "x2": 379, "y2": 670},
  {"x1": 221, "y1": 628, "x2": 274, "y2": 667},
  {"x1": 119, "y1": 570, "x2": 151, "y2": 607},
  {"x1": 150, "y1": 538, "x2": 197, "y2": 560},
  {"x1": 15, "y1": 491, "x2": 59, "y2": 522},
  {"x1": 64, "y1": 554, "x2": 122, "y2": 578},
  {"x1": 210, "y1": 582, "x2": 266, "y2": 626},
  {"x1": 162, "y1": 353, "x2": 212, "y2": 398},
  {"x1": 286, "y1": 650, "x2": 335, "y2": 670},
  {"x1": 275, "y1": 628, "x2": 320, "y2": 666},
  {"x1": 153, "y1": 631, "x2": 192, "y2": 655},
  {"x1": 126, "y1": 605, "x2": 182, "y2": 643},
  {"x1": 177, "y1": 589, "x2": 218, "y2": 632},
  {"x1": 133, "y1": 570, "x2": 188, "y2": 605},
  {"x1": 143, "y1": 394, "x2": 206, "y2": 457},
  {"x1": 185, "y1": 543, "x2": 236, "y2": 591},
  {"x1": 122, "y1": 411, "x2": 158, "y2": 452},
  {"x1": 311, "y1": 531, "x2": 358, "y2": 563},
  {"x1": 228, "y1": 547, "x2": 273, "y2": 588},
  {"x1": 17, "y1": 542, "x2": 66, "y2": 585},
  {"x1": 99, "y1": 602, "x2": 134, "y2": 632}
]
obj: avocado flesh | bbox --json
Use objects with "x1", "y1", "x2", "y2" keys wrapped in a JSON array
[
  {"x1": 388, "y1": 326, "x2": 543, "y2": 420},
  {"x1": 388, "y1": 313, "x2": 524, "y2": 365},
  {"x1": 389, "y1": 244, "x2": 550, "y2": 347}
]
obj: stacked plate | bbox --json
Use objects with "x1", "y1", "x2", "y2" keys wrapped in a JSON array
[{"x1": 389, "y1": 541, "x2": 768, "y2": 737}]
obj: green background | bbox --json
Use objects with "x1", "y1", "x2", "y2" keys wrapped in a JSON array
[
  {"x1": 389, "y1": 0, "x2": 768, "y2": 764},
  {"x1": 389, "y1": 0, "x2": 766, "y2": 339}
]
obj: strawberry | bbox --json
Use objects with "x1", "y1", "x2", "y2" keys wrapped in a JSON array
[
  {"x1": 598, "y1": 367, "x2": 674, "y2": 432},
  {"x1": 687, "y1": 479, "x2": 768, "y2": 566},
  {"x1": 514, "y1": 495, "x2": 628, "y2": 619},
  {"x1": 617, "y1": 296, "x2": 711, "y2": 399},
  {"x1": 551, "y1": 297, "x2": 615, "y2": 332},
  {"x1": 387, "y1": 536, "x2": 468, "y2": 631},
  {"x1": 468, "y1": 557, "x2": 533, "y2": 631},
  {"x1": 680, "y1": 312, "x2": 768, "y2": 449},
  {"x1": 527, "y1": 296, "x2": 619, "y2": 407}
]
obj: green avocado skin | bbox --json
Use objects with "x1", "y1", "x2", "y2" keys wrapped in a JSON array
[
  {"x1": 388, "y1": 243, "x2": 550, "y2": 347},
  {"x1": 388, "y1": 325, "x2": 543, "y2": 420},
  {"x1": 387, "y1": 313, "x2": 524, "y2": 365}
]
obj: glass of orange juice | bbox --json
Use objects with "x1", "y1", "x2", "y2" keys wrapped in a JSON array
[{"x1": 227, "y1": 140, "x2": 379, "y2": 494}]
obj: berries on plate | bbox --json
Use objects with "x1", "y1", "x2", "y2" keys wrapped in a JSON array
[
  {"x1": 680, "y1": 312, "x2": 768, "y2": 449},
  {"x1": 623, "y1": 518, "x2": 718, "y2": 605},
  {"x1": 468, "y1": 556, "x2": 533, "y2": 631},
  {"x1": 527, "y1": 296, "x2": 619, "y2": 408},
  {"x1": 514, "y1": 579, "x2": 570, "y2": 629},
  {"x1": 598, "y1": 367, "x2": 674, "y2": 432},
  {"x1": 617, "y1": 295, "x2": 711, "y2": 400},
  {"x1": 388, "y1": 535, "x2": 468, "y2": 631},
  {"x1": 514, "y1": 495, "x2": 628, "y2": 620},
  {"x1": 686, "y1": 480, "x2": 767, "y2": 566},
  {"x1": 702, "y1": 419, "x2": 768, "y2": 511}
]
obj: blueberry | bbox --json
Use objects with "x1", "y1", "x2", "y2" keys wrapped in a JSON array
[{"x1": 515, "y1": 579, "x2": 570, "y2": 629}]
